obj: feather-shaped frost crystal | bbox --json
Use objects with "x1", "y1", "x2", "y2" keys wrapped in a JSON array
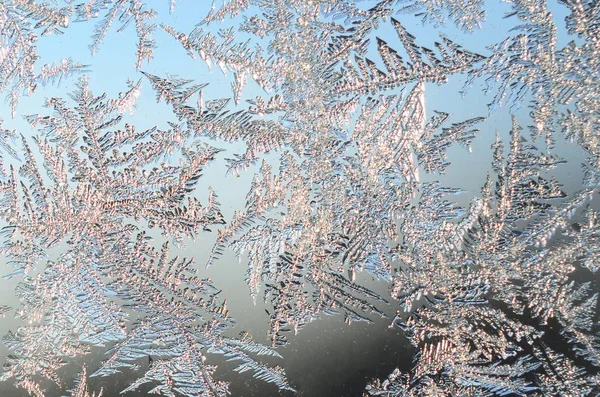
[{"x1": 0, "y1": 78, "x2": 292, "y2": 396}]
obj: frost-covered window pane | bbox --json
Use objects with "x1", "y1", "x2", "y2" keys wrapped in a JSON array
[{"x1": 0, "y1": 0, "x2": 599, "y2": 396}]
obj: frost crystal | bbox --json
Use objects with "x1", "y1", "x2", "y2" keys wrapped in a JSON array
[
  {"x1": 1, "y1": 0, "x2": 600, "y2": 396},
  {"x1": 0, "y1": 79, "x2": 292, "y2": 395}
]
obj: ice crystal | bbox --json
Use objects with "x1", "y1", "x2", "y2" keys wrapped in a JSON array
[
  {"x1": 0, "y1": 1, "x2": 86, "y2": 116},
  {"x1": 74, "y1": 0, "x2": 158, "y2": 69},
  {"x1": 0, "y1": 79, "x2": 292, "y2": 395},
  {"x1": 155, "y1": 0, "x2": 490, "y2": 346},
  {"x1": 66, "y1": 367, "x2": 103, "y2": 397}
]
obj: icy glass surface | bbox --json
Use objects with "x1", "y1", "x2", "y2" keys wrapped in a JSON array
[{"x1": 0, "y1": 0, "x2": 599, "y2": 396}]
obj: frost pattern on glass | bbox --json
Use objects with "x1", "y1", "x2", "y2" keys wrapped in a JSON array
[
  {"x1": 0, "y1": 0, "x2": 599, "y2": 396},
  {"x1": 155, "y1": 1, "x2": 488, "y2": 347},
  {"x1": 67, "y1": 367, "x2": 103, "y2": 397},
  {"x1": 0, "y1": 78, "x2": 292, "y2": 395}
]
